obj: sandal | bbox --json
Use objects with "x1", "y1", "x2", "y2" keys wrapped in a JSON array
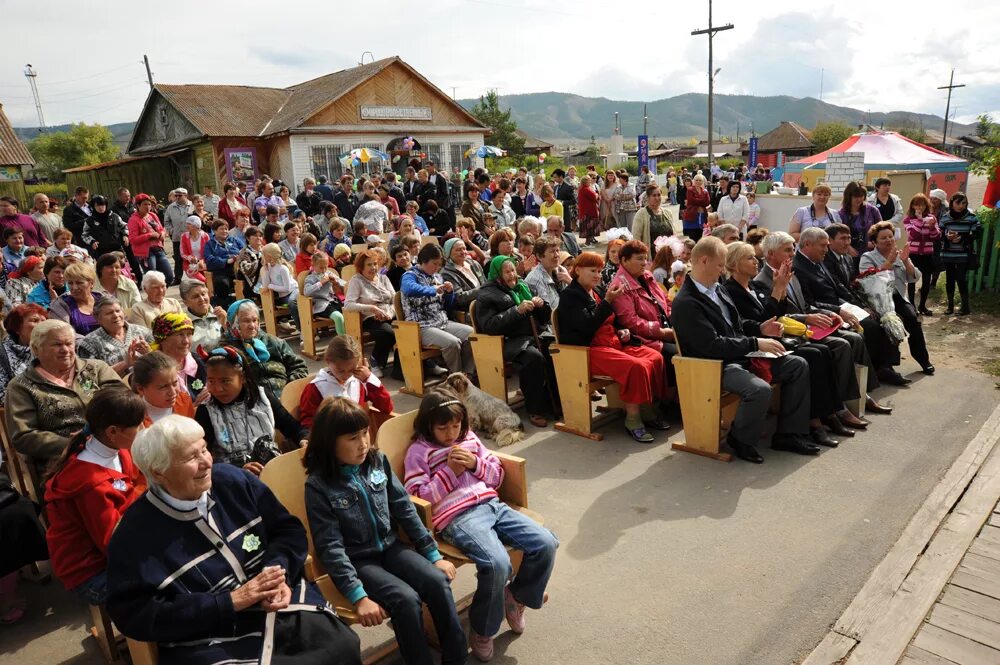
[
  {"x1": 626, "y1": 425, "x2": 654, "y2": 443},
  {"x1": 528, "y1": 414, "x2": 548, "y2": 428}
]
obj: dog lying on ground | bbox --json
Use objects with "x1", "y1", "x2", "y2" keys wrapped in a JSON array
[{"x1": 443, "y1": 373, "x2": 523, "y2": 447}]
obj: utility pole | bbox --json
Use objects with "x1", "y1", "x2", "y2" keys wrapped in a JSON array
[
  {"x1": 23, "y1": 65, "x2": 46, "y2": 132},
  {"x1": 820, "y1": 68, "x2": 824, "y2": 101},
  {"x1": 143, "y1": 54, "x2": 154, "y2": 90},
  {"x1": 643, "y1": 103, "x2": 648, "y2": 135},
  {"x1": 451, "y1": 86, "x2": 457, "y2": 100},
  {"x1": 938, "y1": 69, "x2": 965, "y2": 149},
  {"x1": 692, "y1": 0, "x2": 733, "y2": 168}
]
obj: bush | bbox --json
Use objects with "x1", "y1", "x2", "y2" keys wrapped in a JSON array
[{"x1": 26, "y1": 182, "x2": 68, "y2": 201}]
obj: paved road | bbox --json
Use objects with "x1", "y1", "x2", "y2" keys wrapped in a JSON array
[{"x1": 3, "y1": 354, "x2": 998, "y2": 665}]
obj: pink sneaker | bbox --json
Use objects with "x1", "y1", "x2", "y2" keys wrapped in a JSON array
[
  {"x1": 504, "y1": 587, "x2": 526, "y2": 634},
  {"x1": 470, "y1": 632, "x2": 494, "y2": 662}
]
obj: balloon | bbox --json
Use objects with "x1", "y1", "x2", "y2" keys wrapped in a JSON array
[
  {"x1": 461, "y1": 169, "x2": 469, "y2": 178},
  {"x1": 392, "y1": 155, "x2": 400, "y2": 163}
]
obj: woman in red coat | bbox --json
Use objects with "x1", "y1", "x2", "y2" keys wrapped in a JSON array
[
  {"x1": 577, "y1": 174, "x2": 601, "y2": 246},
  {"x1": 555, "y1": 251, "x2": 668, "y2": 443},
  {"x1": 682, "y1": 174, "x2": 712, "y2": 241},
  {"x1": 216, "y1": 182, "x2": 247, "y2": 225}
]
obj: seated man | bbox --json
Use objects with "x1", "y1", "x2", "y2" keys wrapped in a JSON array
[
  {"x1": 672, "y1": 236, "x2": 817, "y2": 464},
  {"x1": 793, "y1": 226, "x2": 908, "y2": 388},
  {"x1": 545, "y1": 215, "x2": 581, "y2": 257},
  {"x1": 754, "y1": 231, "x2": 889, "y2": 417}
]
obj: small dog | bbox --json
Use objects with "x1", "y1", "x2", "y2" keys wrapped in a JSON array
[{"x1": 444, "y1": 373, "x2": 523, "y2": 447}]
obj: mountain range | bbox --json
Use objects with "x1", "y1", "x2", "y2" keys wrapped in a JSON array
[{"x1": 456, "y1": 92, "x2": 975, "y2": 144}]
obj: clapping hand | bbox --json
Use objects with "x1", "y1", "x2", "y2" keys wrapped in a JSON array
[
  {"x1": 605, "y1": 282, "x2": 624, "y2": 302},
  {"x1": 516, "y1": 299, "x2": 535, "y2": 314},
  {"x1": 214, "y1": 306, "x2": 228, "y2": 325}
]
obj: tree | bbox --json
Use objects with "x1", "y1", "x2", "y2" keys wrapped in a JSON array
[
  {"x1": 469, "y1": 90, "x2": 525, "y2": 157},
  {"x1": 811, "y1": 121, "x2": 854, "y2": 152},
  {"x1": 28, "y1": 123, "x2": 119, "y2": 182},
  {"x1": 894, "y1": 125, "x2": 929, "y2": 144},
  {"x1": 970, "y1": 115, "x2": 1000, "y2": 180}
]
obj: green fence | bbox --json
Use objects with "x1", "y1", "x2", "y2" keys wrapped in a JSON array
[{"x1": 972, "y1": 206, "x2": 999, "y2": 293}]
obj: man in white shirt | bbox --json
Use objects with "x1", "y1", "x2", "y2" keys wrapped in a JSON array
[{"x1": 201, "y1": 185, "x2": 221, "y2": 217}]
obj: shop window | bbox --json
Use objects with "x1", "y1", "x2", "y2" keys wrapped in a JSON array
[
  {"x1": 450, "y1": 143, "x2": 473, "y2": 173},
  {"x1": 310, "y1": 144, "x2": 346, "y2": 181}
]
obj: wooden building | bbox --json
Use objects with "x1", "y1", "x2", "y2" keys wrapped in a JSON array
[
  {"x1": 0, "y1": 103, "x2": 34, "y2": 202},
  {"x1": 66, "y1": 57, "x2": 487, "y2": 196},
  {"x1": 746, "y1": 121, "x2": 814, "y2": 168}
]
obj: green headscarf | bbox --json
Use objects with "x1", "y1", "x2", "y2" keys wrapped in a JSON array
[{"x1": 487, "y1": 255, "x2": 532, "y2": 305}]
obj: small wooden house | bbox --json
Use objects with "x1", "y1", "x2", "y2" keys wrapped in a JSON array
[{"x1": 0, "y1": 103, "x2": 34, "y2": 202}]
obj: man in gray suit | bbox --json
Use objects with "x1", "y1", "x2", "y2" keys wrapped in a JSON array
[{"x1": 754, "y1": 231, "x2": 890, "y2": 418}]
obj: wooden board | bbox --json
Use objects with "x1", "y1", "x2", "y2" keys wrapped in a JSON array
[
  {"x1": 550, "y1": 344, "x2": 600, "y2": 440},
  {"x1": 927, "y1": 602, "x2": 1000, "y2": 652},
  {"x1": 938, "y1": 584, "x2": 1000, "y2": 623},
  {"x1": 469, "y1": 332, "x2": 507, "y2": 403},
  {"x1": 671, "y1": 356, "x2": 727, "y2": 459},
  {"x1": 899, "y1": 645, "x2": 963, "y2": 665},
  {"x1": 912, "y1": 623, "x2": 1000, "y2": 665},
  {"x1": 799, "y1": 631, "x2": 856, "y2": 665}
]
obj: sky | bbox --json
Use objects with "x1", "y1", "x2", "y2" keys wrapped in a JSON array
[{"x1": 1, "y1": 0, "x2": 998, "y2": 131}]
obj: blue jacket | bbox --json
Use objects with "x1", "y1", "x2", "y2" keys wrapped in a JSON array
[
  {"x1": 305, "y1": 451, "x2": 441, "y2": 604},
  {"x1": 106, "y1": 464, "x2": 339, "y2": 665},
  {"x1": 204, "y1": 236, "x2": 242, "y2": 271},
  {"x1": 400, "y1": 266, "x2": 455, "y2": 328},
  {"x1": 26, "y1": 279, "x2": 67, "y2": 309}
]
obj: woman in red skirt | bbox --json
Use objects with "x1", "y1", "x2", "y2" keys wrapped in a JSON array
[
  {"x1": 555, "y1": 251, "x2": 668, "y2": 443},
  {"x1": 577, "y1": 175, "x2": 602, "y2": 247}
]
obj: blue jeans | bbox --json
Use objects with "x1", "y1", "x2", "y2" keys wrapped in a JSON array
[
  {"x1": 72, "y1": 569, "x2": 108, "y2": 606},
  {"x1": 143, "y1": 246, "x2": 175, "y2": 285},
  {"x1": 440, "y1": 499, "x2": 558, "y2": 637}
]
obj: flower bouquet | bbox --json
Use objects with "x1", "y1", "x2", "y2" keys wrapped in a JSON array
[{"x1": 852, "y1": 266, "x2": 907, "y2": 344}]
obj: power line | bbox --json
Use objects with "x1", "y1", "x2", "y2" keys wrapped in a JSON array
[{"x1": 691, "y1": 0, "x2": 734, "y2": 164}]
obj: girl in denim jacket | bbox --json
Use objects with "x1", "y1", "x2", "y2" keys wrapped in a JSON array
[
  {"x1": 403, "y1": 390, "x2": 558, "y2": 661},
  {"x1": 304, "y1": 397, "x2": 467, "y2": 665}
]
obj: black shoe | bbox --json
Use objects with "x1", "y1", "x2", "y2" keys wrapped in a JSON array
[
  {"x1": 918, "y1": 307, "x2": 934, "y2": 316},
  {"x1": 959, "y1": 308, "x2": 970, "y2": 316},
  {"x1": 810, "y1": 428, "x2": 840, "y2": 448},
  {"x1": 644, "y1": 417, "x2": 671, "y2": 431},
  {"x1": 727, "y1": 437, "x2": 764, "y2": 464},
  {"x1": 821, "y1": 415, "x2": 855, "y2": 437},
  {"x1": 865, "y1": 397, "x2": 893, "y2": 415},
  {"x1": 921, "y1": 364, "x2": 935, "y2": 375},
  {"x1": 877, "y1": 369, "x2": 912, "y2": 386},
  {"x1": 945, "y1": 305, "x2": 955, "y2": 315},
  {"x1": 771, "y1": 433, "x2": 821, "y2": 455}
]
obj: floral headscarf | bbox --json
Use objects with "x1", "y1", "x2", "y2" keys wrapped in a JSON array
[
  {"x1": 150, "y1": 312, "x2": 194, "y2": 351},
  {"x1": 226, "y1": 299, "x2": 270, "y2": 364},
  {"x1": 487, "y1": 255, "x2": 532, "y2": 305}
]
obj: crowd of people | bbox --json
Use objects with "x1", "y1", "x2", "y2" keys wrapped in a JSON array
[{"x1": 0, "y1": 156, "x2": 981, "y2": 664}]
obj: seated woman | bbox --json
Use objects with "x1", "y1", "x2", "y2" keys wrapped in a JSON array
[
  {"x1": 344, "y1": 249, "x2": 399, "y2": 378},
  {"x1": 860, "y1": 221, "x2": 933, "y2": 375},
  {"x1": 127, "y1": 270, "x2": 184, "y2": 328},
  {"x1": 303, "y1": 397, "x2": 464, "y2": 665},
  {"x1": 5, "y1": 255, "x2": 45, "y2": 309},
  {"x1": 180, "y1": 280, "x2": 226, "y2": 351},
  {"x1": 195, "y1": 346, "x2": 307, "y2": 475},
  {"x1": 106, "y1": 415, "x2": 362, "y2": 665},
  {"x1": 49, "y1": 261, "x2": 104, "y2": 338},
  {"x1": 93, "y1": 253, "x2": 140, "y2": 313},
  {"x1": 150, "y1": 313, "x2": 207, "y2": 402},
  {"x1": 556, "y1": 252, "x2": 667, "y2": 443},
  {"x1": 44, "y1": 386, "x2": 147, "y2": 606},
  {"x1": 132, "y1": 351, "x2": 195, "y2": 425},
  {"x1": 78, "y1": 298, "x2": 153, "y2": 376},
  {"x1": 222, "y1": 299, "x2": 307, "y2": 395},
  {"x1": 299, "y1": 336, "x2": 394, "y2": 430},
  {"x1": 204, "y1": 219, "x2": 243, "y2": 309},
  {"x1": 27, "y1": 256, "x2": 68, "y2": 309},
  {"x1": 180, "y1": 215, "x2": 208, "y2": 282},
  {"x1": 724, "y1": 241, "x2": 849, "y2": 447},
  {"x1": 0, "y1": 303, "x2": 47, "y2": 402},
  {"x1": 441, "y1": 237, "x2": 486, "y2": 313},
  {"x1": 400, "y1": 244, "x2": 475, "y2": 376},
  {"x1": 487, "y1": 227, "x2": 517, "y2": 261},
  {"x1": 475, "y1": 255, "x2": 558, "y2": 427},
  {"x1": 6, "y1": 320, "x2": 123, "y2": 476}
]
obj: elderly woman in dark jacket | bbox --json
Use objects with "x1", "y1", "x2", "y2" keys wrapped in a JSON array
[
  {"x1": 474, "y1": 256, "x2": 556, "y2": 426},
  {"x1": 441, "y1": 237, "x2": 486, "y2": 313}
]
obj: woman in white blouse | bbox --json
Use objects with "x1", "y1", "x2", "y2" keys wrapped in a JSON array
[{"x1": 343, "y1": 250, "x2": 397, "y2": 377}]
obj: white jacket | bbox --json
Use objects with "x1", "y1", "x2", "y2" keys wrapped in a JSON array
[
  {"x1": 718, "y1": 194, "x2": 750, "y2": 228},
  {"x1": 866, "y1": 192, "x2": 904, "y2": 227}
]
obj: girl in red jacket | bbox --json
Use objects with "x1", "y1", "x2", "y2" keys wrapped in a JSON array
[
  {"x1": 44, "y1": 386, "x2": 147, "y2": 605},
  {"x1": 299, "y1": 334, "x2": 393, "y2": 430}
]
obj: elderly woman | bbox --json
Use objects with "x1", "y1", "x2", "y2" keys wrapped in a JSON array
[
  {"x1": 788, "y1": 183, "x2": 836, "y2": 241},
  {"x1": 682, "y1": 174, "x2": 711, "y2": 241},
  {"x1": 222, "y1": 299, "x2": 307, "y2": 395},
  {"x1": 50, "y1": 262, "x2": 104, "y2": 337},
  {"x1": 632, "y1": 185, "x2": 675, "y2": 250},
  {"x1": 344, "y1": 250, "x2": 399, "y2": 377},
  {"x1": 4, "y1": 254, "x2": 45, "y2": 308},
  {"x1": 105, "y1": 415, "x2": 362, "y2": 665},
  {"x1": 78, "y1": 298, "x2": 153, "y2": 376},
  {"x1": 475, "y1": 255, "x2": 557, "y2": 427},
  {"x1": 837, "y1": 180, "x2": 883, "y2": 258},
  {"x1": 180, "y1": 280, "x2": 227, "y2": 351},
  {"x1": 27, "y1": 255, "x2": 68, "y2": 309},
  {"x1": 0, "y1": 303, "x2": 47, "y2": 401},
  {"x1": 613, "y1": 171, "x2": 638, "y2": 231},
  {"x1": 441, "y1": 237, "x2": 486, "y2": 313},
  {"x1": 128, "y1": 270, "x2": 184, "y2": 327},
  {"x1": 151, "y1": 312, "x2": 207, "y2": 401},
  {"x1": 6, "y1": 319, "x2": 122, "y2": 474},
  {"x1": 860, "y1": 221, "x2": 933, "y2": 375},
  {"x1": 556, "y1": 252, "x2": 667, "y2": 443},
  {"x1": 93, "y1": 253, "x2": 140, "y2": 312}
]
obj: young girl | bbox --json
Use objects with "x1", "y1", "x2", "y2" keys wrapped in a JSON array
[
  {"x1": 903, "y1": 193, "x2": 942, "y2": 315},
  {"x1": 295, "y1": 232, "x2": 318, "y2": 275},
  {"x1": 303, "y1": 397, "x2": 466, "y2": 665},
  {"x1": 180, "y1": 215, "x2": 208, "y2": 282},
  {"x1": 746, "y1": 192, "x2": 761, "y2": 230},
  {"x1": 194, "y1": 346, "x2": 307, "y2": 475},
  {"x1": 668, "y1": 260, "x2": 687, "y2": 301},
  {"x1": 332, "y1": 243, "x2": 354, "y2": 272},
  {"x1": 132, "y1": 351, "x2": 195, "y2": 425},
  {"x1": 299, "y1": 335, "x2": 393, "y2": 429},
  {"x1": 600, "y1": 239, "x2": 625, "y2": 292},
  {"x1": 403, "y1": 390, "x2": 558, "y2": 661},
  {"x1": 44, "y1": 386, "x2": 147, "y2": 605},
  {"x1": 650, "y1": 243, "x2": 674, "y2": 287},
  {"x1": 351, "y1": 220, "x2": 367, "y2": 244},
  {"x1": 258, "y1": 242, "x2": 300, "y2": 331}
]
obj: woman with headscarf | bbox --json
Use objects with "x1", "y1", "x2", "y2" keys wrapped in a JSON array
[
  {"x1": 0, "y1": 303, "x2": 47, "y2": 402},
  {"x1": 150, "y1": 312, "x2": 207, "y2": 401},
  {"x1": 441, "y1": 237, "x2": 486, "y2": 313},
  {"x1": 4, "y1": 254, "x2": 45, "y2": 308},
  {"x1": 474, "y1": 256, "x2": 557, "y2": 427},
  {"x1": 222, "y1": 299, "x2": 307, "y2": 395},
  {"x1": 82, "y1": 195, "x2": 128, "y2": 259}
]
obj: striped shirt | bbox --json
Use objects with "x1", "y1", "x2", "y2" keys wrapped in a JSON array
[{"x1": 403, "y1": 431, "x2": 504, "y2": 531}]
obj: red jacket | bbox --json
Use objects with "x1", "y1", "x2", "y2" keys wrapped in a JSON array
[
  {"x1": 683, "y1": 187, "x2": 711, "y2": 223},
  {"x1": 295, "y1": 251, "x2": 313, "y2": 276},
  {"x1": 577, "y1": 185, "x2": 600, "y2": 218},
  {"x1": 609, "y1": 265, "x2": 672, "y2": 352},
  {"x1": 217, "y1": 196, "x2": 247, "y2": 224},
  {"x1": 127, "y1": 212, "x2": 164, "y2": 259},
  {"x1": 299, "y1": 369, "x2": 394, "y2": 429},
  {"x1": 44, "y1": 448, "x2": 146, "y2": 590}
]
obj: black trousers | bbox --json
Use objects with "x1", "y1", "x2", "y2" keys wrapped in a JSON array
[
  {"x1": 893, "y1": 292, "x2": 930, "y2": 368},
  {"x1": 860, "y1": 315, "x2": 900, "y2": 371},
  {"x1": 944, "y1": 262, "x2": 970, "y2": 309},
  {"x1": 210, "y1": 270, "x2": 236, "y2": 310},
  {"x1": 909, "y1": 253, "x2": 935, "y2": 308},
  {"x1": 362, "y1": 317, "x2": 399, "y2": 369},
  {"x1": 171, "y1": 240, "x2": 183, "y2": 283},
  {"x1": 793, "y1": 342, "x2": 840, "y2": 418}
]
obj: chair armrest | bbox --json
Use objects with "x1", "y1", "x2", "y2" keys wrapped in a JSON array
[
  {"x1": 493, "y1": 451, "x2": 528, "y2": 508},
  {"x1": 410, "y1": 496, "x2": 433, "y2": 531}
]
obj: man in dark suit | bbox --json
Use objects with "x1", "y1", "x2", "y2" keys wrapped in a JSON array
[
  {"x1": 425, "y1": 161, "x2": 454, "y2": 227},
  {"x1": 793, "y1": 227, "x2": 909, "y2": 387},
  {"x1": 314, "y1": 175, "x2": 335, "y2": 203},
  {"x1": 824, "y1": 223, "x2": 858, "y2": 289},
  {"x1": 755, "y1": 231, "x2": 888, "y2": 419},
  {"x1": 673, "y1": 236, "x2": 817, "y2": 463},
  {"x1": 551, "y1": 168, "x2": 577, "y2": 231}
]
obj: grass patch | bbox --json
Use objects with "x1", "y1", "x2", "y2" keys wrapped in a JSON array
[
  {"x1": 984, "y1": 358, "x2": 1000, "y2": 377},
  {"x1": 925, "y1": 283, "x2": 1000, "y2": 316}
]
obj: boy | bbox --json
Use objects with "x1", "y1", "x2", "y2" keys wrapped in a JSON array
[{"x1": 387, "y1": 245, "x2": 411, "y2": 291}]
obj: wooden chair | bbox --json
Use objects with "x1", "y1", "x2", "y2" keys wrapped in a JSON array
[
  {"x1": 296, "y1": 271, "x2": 338, "y2": 360},
  {"x1": 351, "y1": 243, "x2": 367, "y2": 256},
  {"x1": 0, "y1": 407, "x2": 44, "y2": 507},
  {"x1": 260, "y1": 284, "x2": 293, "y2": 338},
  {"x1": 339, "y1": 264, "x2": 357, "y2": 282},
  {"x1": 89, "y1": 604, "x2": 122, "y2": 662},
  {"x1": 343, "y1": 308, "x2": 370, "y2": 354},
  {"x1": 419, "y1": 235, "x2": 439, "y2": 247},
  {"x1": 279, "y1": 374, "x2": 395, "y2": 443},
  {"x1": 391, "y1": 292, "x2": 444, "y2": 397},
  {"x1": 260, "y1": 450, "x2": 399, "y2": 664},
  {"x1": 375, "y1": 410, "x2": 542, "y2": 573},
  {"x1": 126, "y1": 639, "x2": 158, "y2": 665},
  {"x1": 234, "y1": 279, "x2": 246, "y2": 301},
  {"x1": 548, "y1": 307, "x2": 623, "y2": 440},
  {"x1": 203, "y1": 272, "x2": 215, "y2": 297},
  {"x1": 468, "y1": 300, "x2": 522, "y2": 406}
]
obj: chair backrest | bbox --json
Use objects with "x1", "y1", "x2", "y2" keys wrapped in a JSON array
[
  {"x1": 374, "y1": 409, "x2": 418, "y2": 481},
  {"x1": 340, "y1": 265, "x2": 357, "y2": 282},
  {"x1": 469, "y1": 299, "x2": 481, "y2": 334},
  {"x1": 420, "y1": 235, "x2": 439, "y2": 247},
  {"x1": 280, "y1": 374, "x2": 315, "y2": 420},
  {"x1": 550, "y1": 306, "x2": 562, "y2": 343},
  {"x1": 351, "y1": 243, "x2": 367, "y2": 255},
  {"x1": 393, "y1": 291, "x2": 405, "y2": 321},
  {"x1": 260, "y1": 449, "x2": 322, "y2": 572}
]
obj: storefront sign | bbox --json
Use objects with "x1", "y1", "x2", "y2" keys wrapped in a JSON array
[
  {"x1": 748, "y1": 137, "x2": 759, "y2": 168},
  {"x1": 224, "y1": 148, "x2": 259, "y2": 192},
  {"x1": 360, "y1": 105, "x2": 432, "y2": 121}
]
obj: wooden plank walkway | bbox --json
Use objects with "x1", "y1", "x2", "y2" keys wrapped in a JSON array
[{"x1": 900, "y1": 501, "x2": 1000, "y2": 665}]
